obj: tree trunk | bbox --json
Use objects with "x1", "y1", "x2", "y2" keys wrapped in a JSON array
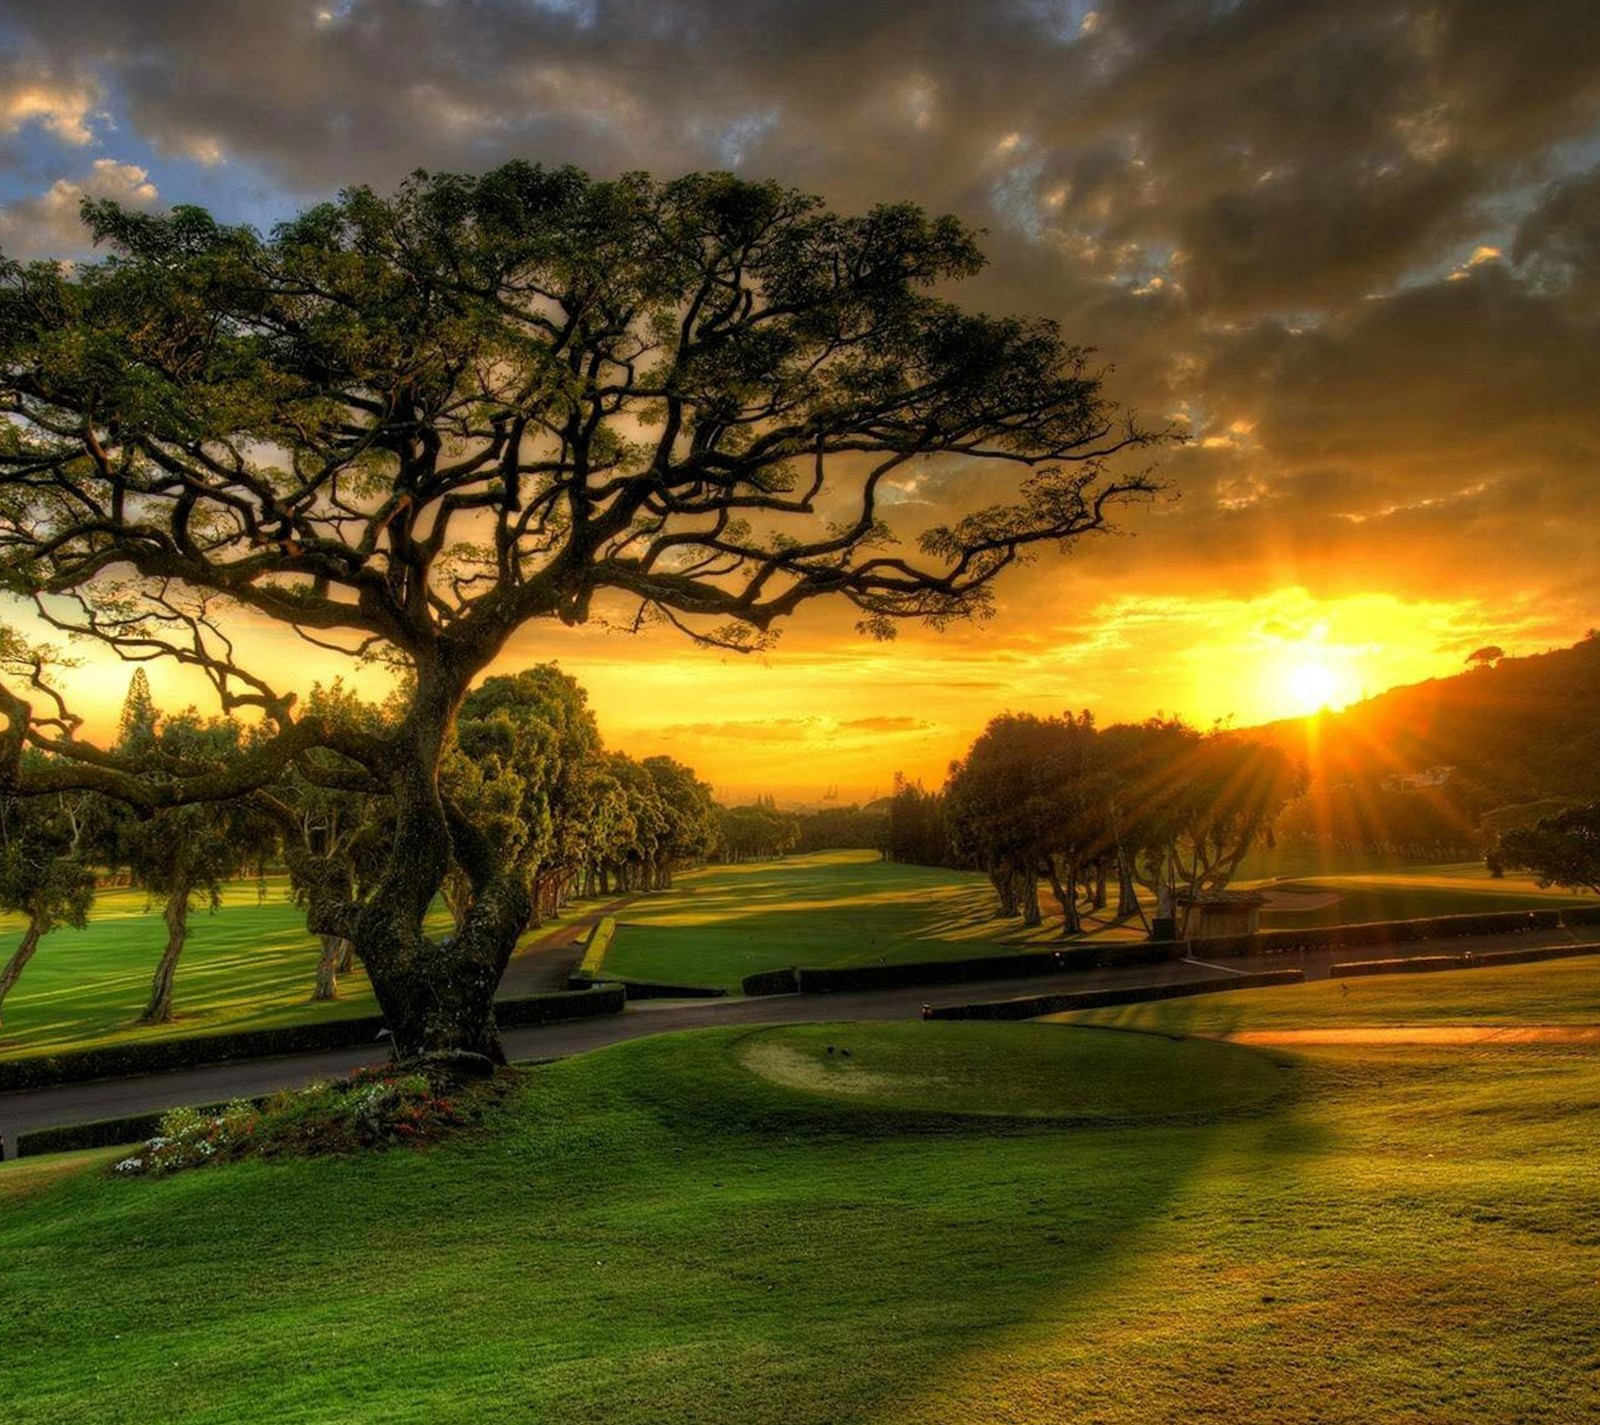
[
  {"x1": 1116, "y1": 852, "x2": 1143, "y2": 922},
  {"x1": 318, "y1": 682, "x2": 531, "y2": 1066},
  {"x1": 1043, "y1": 860, "x2": 1082, "y2": 937},
  {"x1": 990, "y1": 863, "x2": 1019, "y2": 917},
  {"x1": 1092, "y1": 862, "x2": 1108, "y2": 911},
  {"x1": 313, "y1": 933, "x2": 342, "y2": 1001},
  {"x1": 1020, "y1": 867, "x2": 1042, "y2": 928},
  {"x1": 141, "y1": 882, "x2": 190, "y2": 1024},
  {"x1": 0, "y1": 915, "x2": 44, "y2": 1026}
]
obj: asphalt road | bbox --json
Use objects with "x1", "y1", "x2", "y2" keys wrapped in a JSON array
[{"x1": 3, "y1": 924, "x2": 1593, "y2": 1154}]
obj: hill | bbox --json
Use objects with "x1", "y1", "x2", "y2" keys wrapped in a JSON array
[{"x1": 1260, "y1": 633, "x2": 1600, "y2": 851}]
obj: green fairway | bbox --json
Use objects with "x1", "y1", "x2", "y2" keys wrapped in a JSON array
[
  {"x1": 1244, "y1": 862, "x2": 1591, "y2": 928},
  {"x1": 5, "y1": 959, "x2": 1600, "y2": 1422},
  {"x1": 0, "y1": 880, "x2": 380, "y2": 1058},
  {"x1": 601, "y1": 849, "x2": 1137, "y2": 990},
  {"x1": 0, "y1": 881, "x2": 589, "y2": 1061},
  {"x1": 598, "y1": 849, "x2": 1591, "y2": 991},
  {"x1": 1047, "y1": 951, "x2": 1600, "y2": 1036}
]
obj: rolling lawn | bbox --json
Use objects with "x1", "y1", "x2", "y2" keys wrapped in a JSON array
[
  {"x1": 602, "y1": 850, "x2": 1142, "y2": 990},
  {"x1": 0, "y1": 881, "x2": 588, "y2": 1061},
  {"x1": 4, "y1": 960, "x2": 1599, "y2": 1422},
  {"x1": 601, "y1": 849, "x2": 1590, "y2": 991}
]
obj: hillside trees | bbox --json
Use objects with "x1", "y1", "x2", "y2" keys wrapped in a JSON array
[
  {"x1": 1490, "y1": 802, "x2": 1600, "y2": 894},
  {"x1": 114, "y1": 709, "x2": 280, "y2": 1023},
  {"x1": 0, "y1": 163, "x2": 1159, "y2": 1062}
]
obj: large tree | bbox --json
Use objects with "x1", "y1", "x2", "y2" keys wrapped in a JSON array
[{"x1": 0, "y1": 163, "x2": 1160, "y2": 1063}]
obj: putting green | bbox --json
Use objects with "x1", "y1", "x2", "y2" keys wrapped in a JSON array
[{"x1": 734, "y1": 1021, "x2": 1292, "y2": 1122}]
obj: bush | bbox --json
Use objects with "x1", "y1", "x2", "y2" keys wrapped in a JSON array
[
  {"x1": 108, "y1": 1066, "x2": 489, "y2": 1177},
  {"x1": 741, "y1": 968, "x2": 801, "y2": 996},
  {"x1": 790, "y1": 941, "x2": 1186, "y2": 995},
  {"x1": 574, "y1": 917, "x2": 617, "y2": 979}
]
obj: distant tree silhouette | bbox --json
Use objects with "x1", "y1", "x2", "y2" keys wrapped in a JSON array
[
  {"x1": 1466, "y1": 645, "x2": 1505, "y2": 669},
  {"x1": 1490, "y1": 803, "x2": 1600, "y2": 894}
]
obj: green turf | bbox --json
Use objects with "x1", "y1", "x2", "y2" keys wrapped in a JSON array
[
  {"x1": 0, "y1": 879, "x2": 380, "y2": 1058},
  {"x1": 602, "y1": 850, "x2": 1143, "y2": 990},
  {"x1": 0, "y1": 880, "x2": 586, "y2": 1061},
  {"x1": 736, "y1": 1021, "x2": 1288, "y2": 1120},
  {"x1": 1048, "y1": 951, "x2": 1600, "y2": 1037},
  {"x1": 600, "y1": 850, "x2": 1591, "y2": 991},
  {"x1": 5, "y1": 962, "x2": 1600, "y2": 1422},
  {"x1": 1247, "y1": 867, "x2": 1591, "y2": 927}
]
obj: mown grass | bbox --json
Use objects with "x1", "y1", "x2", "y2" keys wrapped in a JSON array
[
  {"x1": 0, "y1": 880, "x2": 587, "y2": 1061},
  {"x1": 604, "y1": 850, "x2": 1148, "y2": 990},
  {"x1": 4, "y1": 960, "x2": 1600, "y2": 1423},
  {"x1": 603, "y1": 849, "x2": 1586, "y2": 991},
  {"x1": 1049, "y1": 951, "x2": 1600, "y2": 1036},
  {"x1": 1247, "y1": 868, "x2": 1590, "y2": 926}
]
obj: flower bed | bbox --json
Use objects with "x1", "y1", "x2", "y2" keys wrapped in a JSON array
[{"x1": 110, "y1": 1066, "x2": 492, "y2": 1177}]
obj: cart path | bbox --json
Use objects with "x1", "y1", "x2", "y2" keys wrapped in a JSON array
[{"x1": 496, "y1": 894, "x2": 640, "y2": 996}]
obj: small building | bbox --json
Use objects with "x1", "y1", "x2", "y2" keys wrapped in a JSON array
[{"x1": 1179, "y1": 889, "x2": 1270, "y2": 941}]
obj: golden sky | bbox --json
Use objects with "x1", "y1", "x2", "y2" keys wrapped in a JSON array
[{"x1": 5, "y1": 0, "x2": 1598, "y2": 803}]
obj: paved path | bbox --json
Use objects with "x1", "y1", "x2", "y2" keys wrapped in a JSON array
[
  {"x1": 496, "y1": 895, "x2": 638, "y2": 997},
  {"x1": 3, "y1": 924, "x2": 1594, "y2": 1155}
]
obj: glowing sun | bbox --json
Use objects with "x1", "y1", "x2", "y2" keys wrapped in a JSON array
[{"x1": 1284, "y1": 659, "x2": 1348, "y2": 714}]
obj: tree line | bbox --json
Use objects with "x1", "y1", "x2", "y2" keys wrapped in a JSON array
[
  {"x1": 890, "y1": 712, "x2": 1303, "y2": 939},
  {"x1": 0, "y1": 665, "x2": 723, "y2": 1027}
]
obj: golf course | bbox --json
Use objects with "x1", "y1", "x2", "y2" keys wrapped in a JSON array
[
  {"x1": 1, "y1": 848, "x2": 1590, "y2": 1059},
  {"x1": 5, "y1": 946, "x2": 1599, "y2": 1422}
]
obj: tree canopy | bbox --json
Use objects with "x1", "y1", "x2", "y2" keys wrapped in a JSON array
[{"x1": 0, "y1": 162, "x2": 1162, "y2": 1061}]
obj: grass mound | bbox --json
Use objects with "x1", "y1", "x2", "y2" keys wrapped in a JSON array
[{"x1": 736, "y1": 1021, "x2": 1290, "y2": 1122}]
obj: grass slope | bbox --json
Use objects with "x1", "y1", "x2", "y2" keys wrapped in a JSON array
[{"x1": 5, "y1": 961, "x2": 1600, "y2": 1422}]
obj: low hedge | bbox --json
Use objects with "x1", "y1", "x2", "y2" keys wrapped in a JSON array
[
  {"x1": 1332, "y1": 942, "x2": 1600, "y2": 978},
  {"x1": 0, "y1": 985, "x2": 626, "y2": 1093},
  {"x1": 1190, "y1": 907, "x2": 1564, "y2": 959},
  {"x1": 1330, "y1": 954, "x2": 1470, "y2": 978},
  {"x1": 566, "y1": 974, "x2": 725, "y2": 1000},
  {"x1": 741, "y1": 968, "x2": 801, "y2": 996},
  {"x1": 576, "y1": 917, "x2": 617, "y2": 979},
  {"x1": 494, "y1": 983, "x2": 626, "y2": 1027},
  {"x1": 1468, "y1": 942, "x2": 1600, "y2": 968},
  {"x1": 927, "y1": 969, "x2": 1306, "y2": 1021},
  {"x1": 1560, "y1": 905, "x2": 1600, "y2": 928},
  {"x1": 17, "y1": 1102, "x2": 239, "y2": 1158},
  {"x1": 788, "y1": 940, "x2": 1187, "y2": 995}
]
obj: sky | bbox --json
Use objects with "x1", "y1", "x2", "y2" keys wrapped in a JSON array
[{"x1": 2, "y1": 0, "x2": 1598, "y2": 803}]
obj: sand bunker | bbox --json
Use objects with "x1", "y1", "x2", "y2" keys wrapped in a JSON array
[{"x1": 1221, "y1": 1025, "x2": 1600, "y2": 1046}]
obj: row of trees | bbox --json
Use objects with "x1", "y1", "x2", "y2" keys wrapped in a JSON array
[
  {"x1": 930, "y1": 712, "x2": 1302, "y2": 938},
  {"x1": 0, "y1": 666, "x2": 721, "y2": 1027}
]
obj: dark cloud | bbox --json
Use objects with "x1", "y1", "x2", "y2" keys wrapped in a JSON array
[{"x1": 2, "y1": 0, "x2": 1599, "y2": 674}]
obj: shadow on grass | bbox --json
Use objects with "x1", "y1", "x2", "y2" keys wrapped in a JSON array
[{"x1": 0, "y1": 1023, "x2": 1323, "y2": 1425}]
